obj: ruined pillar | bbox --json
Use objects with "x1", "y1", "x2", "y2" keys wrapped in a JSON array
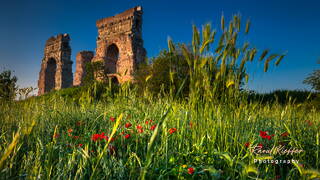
[
  {"x1": 38, "y1": 34, "x2": 73, "y2": 95},
  {"x1": 92, "y1": 6, "x2": 146, "y2": 83},
  {"x1": 73, "y1": 51, "x2": 94, "y2": 86}
]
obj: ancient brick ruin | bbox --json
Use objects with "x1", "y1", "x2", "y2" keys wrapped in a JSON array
[
  {"x1": 38, "y1": 34, "x2": 73, "y2": 95},
  {"x1": 92, "y1": 6, "x2": 146, "y2": 83},
  {"x1": 73, "y1": 51, "x2": 94, "y2": 86},
  {"x1": 38, "y1": 6, "x2": 146, "y2": 95}
]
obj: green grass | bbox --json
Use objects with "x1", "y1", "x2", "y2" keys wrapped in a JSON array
[
  {"x1": 0, "y1": 85, "x2": 319, "y2": 179},
  {"x1": 1, "y1": 14, "x2": 319, "y2": 179}
]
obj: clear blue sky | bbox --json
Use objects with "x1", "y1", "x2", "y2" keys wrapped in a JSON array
[{"x1": 0, "y1": 0, "x2": 319, "y2": 92}]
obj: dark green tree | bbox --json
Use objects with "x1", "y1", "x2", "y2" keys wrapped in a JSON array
[
  {"x1": 83, "y1": 61, "x2": 106, "y2": 85},
  {"x1": 0, "y1": 70, "x2": 18, "y2": 101},
  {"x1": 303, "y1": 61, "x2": 320, "y2": 92}
]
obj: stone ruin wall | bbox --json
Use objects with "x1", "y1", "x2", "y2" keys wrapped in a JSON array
[
  {"x1": 38, "y1": 34, "x2": 73, "y2": 95},
  {"x1": 92, "y1": 6, "x2": 146, "y2": 83},
  {"x1": 38, "y1": 6, "x2": 146, "y2": 95},
  {"x1": 73, "y1": 51, "x2": 94, "y2": 86}
]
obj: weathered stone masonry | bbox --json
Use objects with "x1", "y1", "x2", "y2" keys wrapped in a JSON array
[
  {"x1": 38, "y1": 34, "x2": 73, "y2": 95},
  {"x1": 92, "y1": 6, "x2": 146, "y2": 83},
  {"x1": 73, "y1": 51, "x2": 94, "y2": 86},
  {"x1": 38, "y1": 6, "x2": 146, "y2": 95}
]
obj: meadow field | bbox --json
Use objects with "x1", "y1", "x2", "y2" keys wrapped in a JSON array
[{"x1": 1, "y1": 16, "x2": 320, "y2": 179}]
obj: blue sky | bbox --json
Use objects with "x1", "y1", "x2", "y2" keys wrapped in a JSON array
[{"x1": 0, "y1": 0, "x2": 319, "y2": 92}]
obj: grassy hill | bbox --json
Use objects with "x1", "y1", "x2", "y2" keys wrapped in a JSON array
[{"x1": 1, "y1": 82, "x2": 319, "y2": 179}]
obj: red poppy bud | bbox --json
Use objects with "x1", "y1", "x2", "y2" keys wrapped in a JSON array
[
  {"x1": 169, "y1": 128, "x2": 177, "y2": 134},
  {"x1": 244, "y1": 142, "x2": 250, "y2": 148},
  {"x1": 124, "y1": 134, "x2": 131, "y2": 139},
  {"x1": 150, "y1": 125, "x2": 156, "y2": 131},
  {"x1": 125, "y1": 123, "x2": 132, "y2": 128},
  {"x1": 188, "y1": 167, "x2": 195, "y2": 175}
]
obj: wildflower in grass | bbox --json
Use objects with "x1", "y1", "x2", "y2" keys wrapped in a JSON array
[
  {"x1": 91, "y1": 134, "x2": 100, "y2": 141},
  {"x1": 259, "y1": 131, "x2": 273, "y2": 140},
  {"x1": 281, "y1": 132, "x2": 289, "y2": 137},
  {"x1": 91, "y1": 132, "x2": 107, "y2": 141},
  {"x1": 259, "y1": 131, "x2": 267, "y2": 138},
  {"x1": 257, "y1": 143, "x2": 263, "y2": 148},
  {"x1": 78, "y1": 144, "x2": 83, "y2": 147},
  {"x1": 125, "y1": 123, "x2": 132, "y2": 128},
  {"x1": 188, "y1": 167, "x2": 195, "y2": 175},
  {"x1": 182, "y1": 164, "x2": 187, "y2": 168},
  {"x1": 150, "y1": 125, "x2": 156, "y2": 131},
  {"x1": 169, "y1": 128, "x2": 177, "y2": 134},
  {"x1": 136, "y1": 125, "x2": 142, "y2": 129},
  {"x1": 145, "y1": 119, "x2": 153, "y2": 125},
  {"x1": 53, "y1": 133, "x2": 60, "y2": 138},
  {"x1": 124, "y1": 134, "x2": 131, "y2": 139},
  {"x1": 68, "y1": 129, "x2": 73, "y2": 133},
  {"x1": 76, "y1": 121, "x2": 82, "y2": 126},
  {"x1": 266, "y1": 135, "x2": 272, "y2": 140},
  {"x1": 73, "y1": 136, "x2": 79, "y2": 139},
  {"x1": 138, "y1": 128, "x2": 144, "y2": 133},
  {"x1": 110, "y1": 117, "x2": 115, "y2": 122},
  {"x1": 244, "y1": 142, "x2": 250, "y2": 148},
  {"x1": 189, "y1": 122, "x2": 193, "y2": 128}
]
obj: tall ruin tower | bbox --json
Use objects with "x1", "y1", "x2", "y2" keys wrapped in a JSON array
[
  {"x1": 38, "y1": 34, "x2": 73, "y2": 95},
  {"x1": 92, "y1": 6, "x2": 146, "y2": 83}
]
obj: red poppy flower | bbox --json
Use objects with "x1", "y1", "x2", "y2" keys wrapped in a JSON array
[
  {"x1": 189, "y1": 122, "x2": 193, "y2": 128},
  {"x1": 110, "y1": 117, "x2": 115, "y2": 122},
  {"x1": 150, "y1": 125, "x2": 156, "y2": 131},
  {"x1": 137, "y1": 128, "x2": 144, "y2": 133},
  {"x1": 125, "y1": 123, "x2": 132, "y2": 128},
  {"x1": 169, "y1": 128, "x2": 177, "y2": 134},
  {"x1": 259, "y1": 131, "x2": 273, "y2": 140},
  {"x1": 91, "y1": 134, "x2": 100, "y2": 141},
  {"x1": 281, "y1": 132, "x2": 289, "y2": 137},
  {"x1": 124, "y1": 134, "x2": 131, "y2": 139},
  {"x1": 244, "y1": 142, "x2": 250, "y2": 148},
  {"x1": 136, "y1": 125, "x2": 143, "y2": 129},
  {"x1": 259, "y1": 131, "x2": 267, "y2": 137},
  {"x1": 68, "y1": 129, "x2": 73, "y2": 133},
  {"x1": 78, "y1": 144, "x2": 83, "y2": 147},
  {"x1": 257, "y1": 143, "x2": 263, "y2": 148},
  {"x1": 145, "y1": 119, "x2": 153, "y2": 125},
  {"x1": 266, "y1": 135, "x2": 272, "y2": 140},
  {"x1": 73, "y1": 136, "x2": 79, "y2": 139},
  {"x1": 188, "y1": 167, "x2": 195, "y2": 175},
  {"x1": 91, "y1": 132, "x2": 108, "y2": 141}
]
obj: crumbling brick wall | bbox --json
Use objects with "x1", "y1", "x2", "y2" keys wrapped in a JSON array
[
  {"x1": 92, "y1": 6, "x2": 146, "y2": 83},
  {"x1": 38, "y1": 34, "x2": 73, "y2": 95},
  {"x1": 73, "y1": 51, "x2": 94, "y2": 86}
]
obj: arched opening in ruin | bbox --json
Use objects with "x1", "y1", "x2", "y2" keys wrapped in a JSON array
[
  {"x1": 105, "y1": 44, "x2": 119, "y2": 74},
  {"x1": 45, "y1": 58, "x2": 57, "y2": 92}
]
